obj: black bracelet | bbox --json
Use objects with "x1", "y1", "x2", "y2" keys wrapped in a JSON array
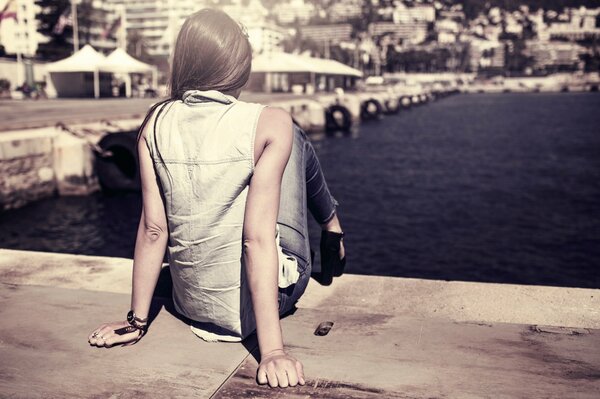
[{"x1": 125, "y1": 309, "x2": 147, "y2": 332}]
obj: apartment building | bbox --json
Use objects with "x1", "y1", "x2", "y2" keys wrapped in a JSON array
[
  {"x1": 525, "y1": 40, "x2": 587, "y2": 70},
  {"x1": 393, "y1": 4, "x2": 435, "y2": 24},
  {"x1": 105, "y1": 0, "x2": 274, "y2": 57},
  {"x1": 245, "y1": 22, "x2": 288, "y2": 54},
  {"x1": 299, "y1": 24, "x2": 353, "y2": 44},
  {"x1": 547, "y1": 7, "x2": 600, "y2": 41},
  {"x1": 329, "y1": 0, "x2": 362, "y2": 22},
  {"x1": 0, "y1": 0, "x2": 38, "y2": 56},
  {"x1": 468, "y1": 38, "x2": 505, "y2": 71},
  {"x1": 368, "y1": 21, "x2": 428, "y2": 45},
  {"x1": 272, "y1": 0, "x2": 316, "y2": 25}
]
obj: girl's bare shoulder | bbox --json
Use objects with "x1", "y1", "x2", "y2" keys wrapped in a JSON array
[{"x1": 256, "y1": 105, "x2": 293, "y2": 141}]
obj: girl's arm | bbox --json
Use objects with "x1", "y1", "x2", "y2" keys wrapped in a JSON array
[
  {"x1": 88, "y1": 116, "x2": 168, "y2": 348},
  {"x1": 130, "y1": 132, "x2": 169, "y2": 319},
  {"x1": 243, "y1": 106, "x2": 305, "y2": 388}
]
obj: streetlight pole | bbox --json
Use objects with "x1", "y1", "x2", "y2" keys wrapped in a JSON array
[{"x1": 71, "y1": 0, "x2": 81, "y2": 52}]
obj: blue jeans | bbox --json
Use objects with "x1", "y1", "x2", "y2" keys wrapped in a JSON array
[{"x1": 276, "y1": 124, "x2": 339, "y2": 315}]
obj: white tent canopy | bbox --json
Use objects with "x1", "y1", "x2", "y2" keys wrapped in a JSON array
[
  {"x1": 46, "y1": 45, "x2": 158, "y2": 98},
  {"x1": 46, "y1": 45, "x2": 106, "y2": 98},
  {"x1": 99, "y1": 48, "x2": 155, "y2": 74},
  {"x1": 99, "y1": 48, "x2": 158, "y2": 97},
  {"x1": 46, "y1": 44, "x2": 106, "y2": 73},
  {"x1": 252, "y1": 52, "x2": 363, "y2": 78}
]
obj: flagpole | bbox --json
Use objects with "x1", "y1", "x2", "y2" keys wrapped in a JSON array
[
  {"x1": 71, "y1": 0, "x2": 79, "y2": 52},
  {"x1": 118, "y1": 4, "x2": 126, "y2": 50},
  {"x1": 15, "y1": 0, "x2": 23, "y2": 86}
]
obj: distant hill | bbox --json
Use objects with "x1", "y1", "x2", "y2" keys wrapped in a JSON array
[{"x1": 458, "y1": 0, "x2": 600, "y2": 19}]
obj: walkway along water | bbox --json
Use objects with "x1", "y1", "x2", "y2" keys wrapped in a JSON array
[{"x1": 0, "y1": 88, "x2": 457, "y2": 210}]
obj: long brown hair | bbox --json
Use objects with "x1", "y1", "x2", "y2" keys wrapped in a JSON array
[
  {"x1": 135, "y1": 8, "x2": 252, "y2": 201},
  {"x1": 170, "y1": 8, "x2": 252, "y2": 99},
  {"x1": 137, "y1": 8, "x2": 252, "y2": 142}
]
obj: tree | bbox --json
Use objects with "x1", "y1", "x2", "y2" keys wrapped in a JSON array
[
  {"x1": 35, "y1": 0, "x2": 105, "y2": 60},
  {"x1": 127, "y1": 30, "x2": 148, "y2": 59},
  {"x1": 505, "y1": 39, "x2": 534, "y2": 74},
  {"x1": 35, "y1": 0, "x2": 71, "y2": 60}
]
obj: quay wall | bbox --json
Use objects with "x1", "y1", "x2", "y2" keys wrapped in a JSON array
[
  {"x1": 0, "y1": 94, "x2": 362, "y2": 210},
  {"x1": 0, "y1": 129, "x2": 57, "y2": 210},
  {"x1": 0, "y1": 119, "x2": 140, "y2": 211},
  {"x1": 0, "y1": 89, "x2": 452, "y2": 210}
]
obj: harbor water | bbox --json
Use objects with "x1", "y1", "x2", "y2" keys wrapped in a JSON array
[{"x1": 1, "y1": 92, "x2": 599, "y2": 289}]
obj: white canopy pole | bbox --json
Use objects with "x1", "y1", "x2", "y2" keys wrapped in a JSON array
[
  {"x1": 125, "y1": 73, "x2": 132, "y2": 98},
  {"x1": 93, "y1": 69, "x2": 99, "y2": 98},
  {"x1": 152, "y1": 68, "x2": 158, "y2": 90}
]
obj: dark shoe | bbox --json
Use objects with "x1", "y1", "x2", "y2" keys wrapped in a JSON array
[{"x1": 319, "y1": 230, "x2": 346, "y2": 286}]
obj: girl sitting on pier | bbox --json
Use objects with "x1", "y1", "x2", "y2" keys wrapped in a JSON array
[{"x1": 87, "y1": 8, "x2": 346, "y2": 389}]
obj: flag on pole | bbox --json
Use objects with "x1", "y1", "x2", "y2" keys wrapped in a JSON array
[
  {"x1": 0, "y1": 0, "x2": 17, "y2": 22},
  {"x1": 53, "y1": 7, "x2": 73, "y2": 35},
  {"x1": 101, "y1": 14, "x2": 121, "y2": 40}
]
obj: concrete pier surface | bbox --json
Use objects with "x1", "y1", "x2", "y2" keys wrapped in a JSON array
[
  {"x1": 0, "y1": 93, "x2": 335, "y2": 132},
  {"x1": 0, "y1": 249, "x2": 599, "y2": 398}
]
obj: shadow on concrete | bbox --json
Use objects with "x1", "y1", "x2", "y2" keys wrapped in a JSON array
[{"x1": 151, "y1": 265, "x2": 306, "y2": 368}]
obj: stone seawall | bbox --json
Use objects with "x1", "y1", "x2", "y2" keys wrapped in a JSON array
[
  {"x1": 0, "y1": 130, "x2": 57, "y2": 210},
  {"x1": 0, "y1": 90, "x2": 449, "y2": 210},
  {"x1": 0, "y1": 120, "x2": 140, "y2": 211}
]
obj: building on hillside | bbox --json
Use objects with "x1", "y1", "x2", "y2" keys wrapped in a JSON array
[
  {"x1": 245, "y1": 22, "x2": 288, "y2": 54},
  {"x1": 221, "y1": 0, "x2": 268, "y2": 26},
  {"x1": 368, "y1": 21, "x2": 428, "y2": 45},
  {"x1": 504, "y1": 13, "x2": 523, "y2": 36},
  {"x1": 272, "y1": 0, "x2": 316, "y2": 25},
  {"x1": 468, "y1": 38, "x2": 505, "y2": 71},
  {"x1": 547, "y1": 7, "x2": 600, "y2": 40},
  {"x1": 483, "y1": 23, "x2": 502, "y2": 41},
  {"x1": 525, "y1": 40, "x2": 587, "y2": 70},
  {"x1": 104, "y1": 0, "x2": 179, "y2": 57},
  {"x1": 435, "y1": 18, "x2": 460, "y2": 44},
  {"x1": 392, "y1": 4, "x2": 435, "y2": 24},
  {"x1": 328, "y1": 0, "x2": 362, "y2": 22},
  {"x1": 104, "y1": 0, "x2": 272, "y2": 57},
  {"x1": 299, "y1": 24, "x2": 353, "y2": 44},
  {"x1": 439, "y1": 9, "x2": 465, "y2": 22}
]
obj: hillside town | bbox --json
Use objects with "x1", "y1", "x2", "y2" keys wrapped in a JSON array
[{"x1": 0, "y1": 0, "x2": 599, "y2": 97}]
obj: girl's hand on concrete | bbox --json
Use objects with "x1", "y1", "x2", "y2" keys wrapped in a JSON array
[
  {"x1": 257, "y1": 348, "x2": 306, "y2": 388},
  {"x1": 87, "y1": 320, "x2": 143, "y2": 348}
]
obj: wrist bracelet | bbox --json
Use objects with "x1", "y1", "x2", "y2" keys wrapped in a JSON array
[{"x1": 127, "y1": 309, "x2": 148, "y2": 331}]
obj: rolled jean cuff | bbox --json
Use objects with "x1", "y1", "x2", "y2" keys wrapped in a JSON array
[{"x1": 315, "y1": 194, "x2": 339, "y2": 225}]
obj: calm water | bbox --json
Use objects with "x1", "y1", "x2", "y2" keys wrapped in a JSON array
[{"x1": 1, "y1": 93, "x2": 599, "y2": 288}]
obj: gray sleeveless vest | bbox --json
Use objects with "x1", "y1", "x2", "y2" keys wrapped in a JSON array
[{"x1": 145, "y1": 89, "x2": 299, "y2": 341}]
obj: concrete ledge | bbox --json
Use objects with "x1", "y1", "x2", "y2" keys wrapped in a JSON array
[
  {"x1": 297, "y1": 273, "x2": 600, "y2": 330},
  {"x1": 1, "y1": 282, "x2": 598, "y2": 398},
  {"x1": 0, "y1": 249, "x2": 135, "y2": 294},
  {"x1": 1, "y1": 249, "x2": 598, "y2": 329},
  {"x1": 0, "y1": 128, "x2": 56, "y2": 160},
  {"x1": 0, "y1": 283, "x2": 256, "y2": 398},
  {"x1": 1, "y1": 250, "x2": 599, "y2": 397}
]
